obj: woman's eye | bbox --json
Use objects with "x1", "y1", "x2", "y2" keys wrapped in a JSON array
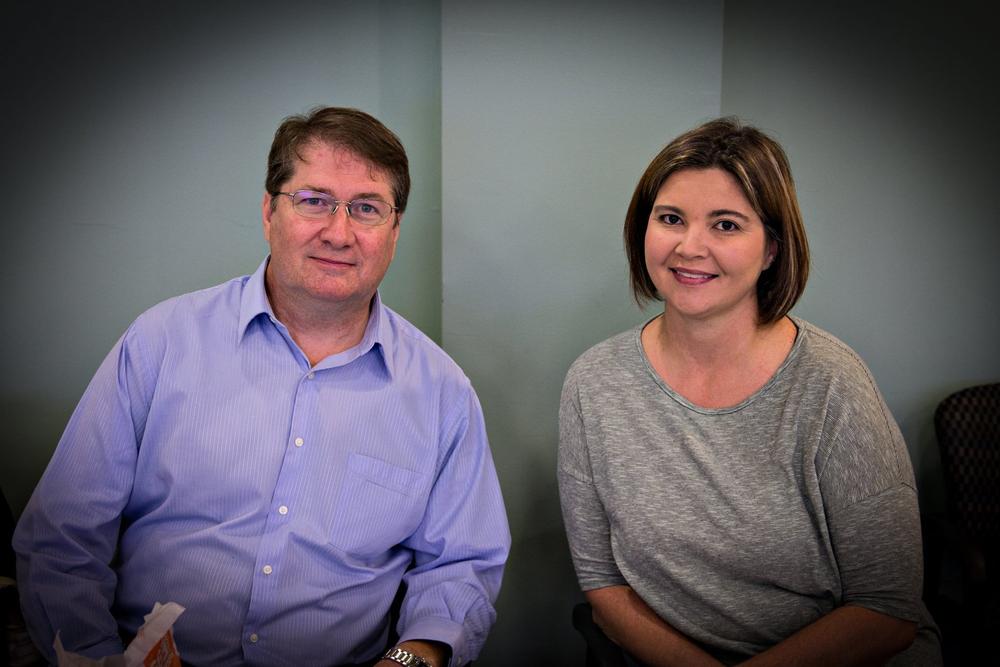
[
  {"x1": 660, "y1": 214, "x2": 682, "y2": 225},
  {"x1": 715, "y1": 219, "x2": 739, "y2": 232}
]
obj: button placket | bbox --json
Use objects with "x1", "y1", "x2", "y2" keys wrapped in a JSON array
[
  {"x1": 244, "y1": 363, "x2": 316, "y2": 644},
  {"x1": 243, "y1": 372, "x2": 318, "y2": 636}
]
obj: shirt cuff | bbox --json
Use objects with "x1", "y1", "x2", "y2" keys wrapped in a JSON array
[{"x1": 54, "y1": 634, "x2": 126, "y2": 663}]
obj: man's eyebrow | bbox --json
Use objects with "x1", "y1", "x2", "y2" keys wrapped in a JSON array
[
  {"x1": 350, "y1": 192, "x2": 390, "y2": 201},
  {"x1": 299, "y1": 185, "x2": 388, "y2": 201}
]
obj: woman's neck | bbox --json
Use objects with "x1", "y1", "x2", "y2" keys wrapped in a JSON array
[
  {"x1": 659, "y1": 306, "x2": 764, "y2": 366},
  {"x1": 642, "y1": 308, "x2": 796, "y2": 408}
]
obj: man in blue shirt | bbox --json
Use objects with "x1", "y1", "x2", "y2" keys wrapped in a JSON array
[{"x1": 13, "y1": 107, "x2": 510, "y2": 667}]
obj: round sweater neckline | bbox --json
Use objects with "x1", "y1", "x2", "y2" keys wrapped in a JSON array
[{"x1": 632, "y1": 314, "x2": 807, "y2": 415}]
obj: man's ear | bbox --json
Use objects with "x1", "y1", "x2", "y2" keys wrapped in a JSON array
[
  {"x1": 261, "y1": 192, "x2": 274, "y2": 243},
  {"x1": 388, "y1": 214, "x2": 401, "y2": 263}
]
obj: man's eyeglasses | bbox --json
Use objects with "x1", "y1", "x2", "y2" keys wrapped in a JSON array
[{"x1": 276, "y1": 190, "x2": 398, "y2": 226}]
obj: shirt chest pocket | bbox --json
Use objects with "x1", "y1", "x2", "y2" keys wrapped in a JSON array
[{"x1": 329, "y1": 453, "x2": 427, "y2": 558}]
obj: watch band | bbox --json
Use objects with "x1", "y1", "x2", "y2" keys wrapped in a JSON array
[{"x1": 382, "y1": 646, "x2": 432, "y2": 667}]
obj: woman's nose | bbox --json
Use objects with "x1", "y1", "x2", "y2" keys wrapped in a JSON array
[{"x1": 674, "y1": 225, "x2": 707, "y2": 258}]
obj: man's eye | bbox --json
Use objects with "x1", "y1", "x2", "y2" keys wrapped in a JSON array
[
  {"x1": 303, "y1": 197, "x2": 326, "y2": 207},
  {"x1": 355, "y1": 202, "x2": 377, "y2": 215}
]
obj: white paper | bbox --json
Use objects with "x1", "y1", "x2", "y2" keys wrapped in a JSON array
[{"x1": 55, "y1": 602, "x2": 185, "y2": 667}]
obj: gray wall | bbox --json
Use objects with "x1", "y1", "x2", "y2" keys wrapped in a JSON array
[
  {"x1": 1, "y1": 0, "x2": 442, "y2": 516},
  {"x1": 446, "y1": 1, "x2": 1000, "y2": 661},
  {"x1": 4, "y1": 0, "x2": 998, "y2": 664},
  {"x1": 442, "y1": 2, "x2": 723, "y2": 661},
  {"x1": 721, "y1": 0, "x2": 1000, "y2": 514}
]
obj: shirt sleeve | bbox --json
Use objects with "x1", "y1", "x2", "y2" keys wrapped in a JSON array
[
  {"x1": 13, "y1": 322, "x2": 157, "y2": 661},
  {"x1": 557, "y1": 369, "x2": 627, "y2": 591},
  {"x1": 816, "y1": 363, "x2": 924, "y2": 623},
  {"x1": 396, "y1": 381, "x2": 510, "y2": 667}
]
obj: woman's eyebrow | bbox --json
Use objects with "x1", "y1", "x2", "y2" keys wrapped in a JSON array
[
  {"x1": 651, "y1": 205, "x2": 751, "y2": 221},
  {"x1": 709, "y1": 208, "x2": 750, "y2": 220}
]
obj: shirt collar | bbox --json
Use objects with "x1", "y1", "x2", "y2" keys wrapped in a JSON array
[
  {"x1": 345, "y1": 289, "x2": 394, "y2": 379},
  {"x1": 238, "y1": 257, "x2": 275, "y2": 338},
  {"x1": 237, "y1": 256, "x2": 394, "y2": 378}
]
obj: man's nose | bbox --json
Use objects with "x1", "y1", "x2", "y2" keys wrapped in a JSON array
[{"x1": 318, "y1": 204, "x2": 355, "y2": 244}]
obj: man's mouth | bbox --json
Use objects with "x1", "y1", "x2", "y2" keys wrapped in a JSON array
[{"x1": 312, "y1": 256, "x2": 354, "y2": 267}]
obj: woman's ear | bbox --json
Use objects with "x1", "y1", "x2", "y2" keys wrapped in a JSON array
[{"x1": 764, "y1": 238, "x2": 778, "y2": 270}]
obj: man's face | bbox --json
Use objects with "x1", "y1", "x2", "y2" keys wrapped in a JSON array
[{"x1": 262, "y1": 141, "x2": 400, "y2": 319}]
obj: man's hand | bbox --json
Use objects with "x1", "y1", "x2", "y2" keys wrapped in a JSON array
[{"x1": 376, "y1": 639, "x2": 451, "y2": 667}]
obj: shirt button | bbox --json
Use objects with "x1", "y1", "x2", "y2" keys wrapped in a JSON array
[
  {"x1": 307, "y1": 372, "x2": 315, "y2": 379},
  {"x1": 262, "y1": 565, "x2": 273, "y2": 575},
  {"x1": 294, "y1": 437, "x2": 304, "y2": 447},
  {"x1": 249, "y1": 633, "x2": 259, "y2": 643},
  {"x1": 278, "y1": 505, "x2": 289, "y2": 515}
]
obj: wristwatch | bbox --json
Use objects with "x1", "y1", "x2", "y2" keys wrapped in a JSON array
[{"x1": 382, "y1": 646, "x2": 432, "y2": 667}]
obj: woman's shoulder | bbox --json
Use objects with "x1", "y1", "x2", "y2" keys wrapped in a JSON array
[
  {"x1": 790, "y1": 317, "x2": 881, "y2": 393},
  {"x1": 565, "y1": 323, "x2": 645, "y2": 382},
  {"x1": 791, "y1": 320, "x2": 915, "y2": 502}
]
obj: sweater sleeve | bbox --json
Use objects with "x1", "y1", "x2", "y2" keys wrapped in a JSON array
[
  {"x1": 815, "y1": 356, "x2": 924, "y2": 623},
  {"x1": 557, "y1": 367, "x2": 628, "y2": 591}
]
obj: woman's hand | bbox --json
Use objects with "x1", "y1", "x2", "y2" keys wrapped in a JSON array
[
  {"x1": 588, "y1": 587, "x2": 915, "y2": 667},
  {"x1": 586, "y1": 585, "x2": 723, "y2": 667},
  {"x1": 737, "y1": 605, "x2": 916, "y2": 667}
]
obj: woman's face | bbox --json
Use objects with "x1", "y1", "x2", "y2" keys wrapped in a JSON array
[{"x1": 644, "y1": 167, "x2": 775, "y2": 323}]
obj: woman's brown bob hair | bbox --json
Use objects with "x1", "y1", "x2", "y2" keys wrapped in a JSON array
[
  {"x1": 624, "y1": 117, "x2": 810, "y2": 325},
  {"x1": 265, "y1": 106, "x2": 410, "y2": 216}
]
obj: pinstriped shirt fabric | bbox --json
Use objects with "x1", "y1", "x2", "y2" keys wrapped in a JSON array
[{"x1": 14, "y1": 258, "x2": 510, "y2": 667}]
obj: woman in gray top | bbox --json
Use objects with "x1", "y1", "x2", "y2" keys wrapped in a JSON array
[{"x1": 558, "y1": 118, "x2": 941, "y2": 666}]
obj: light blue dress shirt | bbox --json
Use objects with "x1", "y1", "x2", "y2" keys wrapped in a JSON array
[{"x1": 14, "y1": 258, "x2": 510, "y2": 666}]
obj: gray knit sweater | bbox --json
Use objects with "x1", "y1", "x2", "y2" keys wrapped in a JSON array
[{"x1": 558, "y1": 317, "x2": 941, "y2": 665}]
